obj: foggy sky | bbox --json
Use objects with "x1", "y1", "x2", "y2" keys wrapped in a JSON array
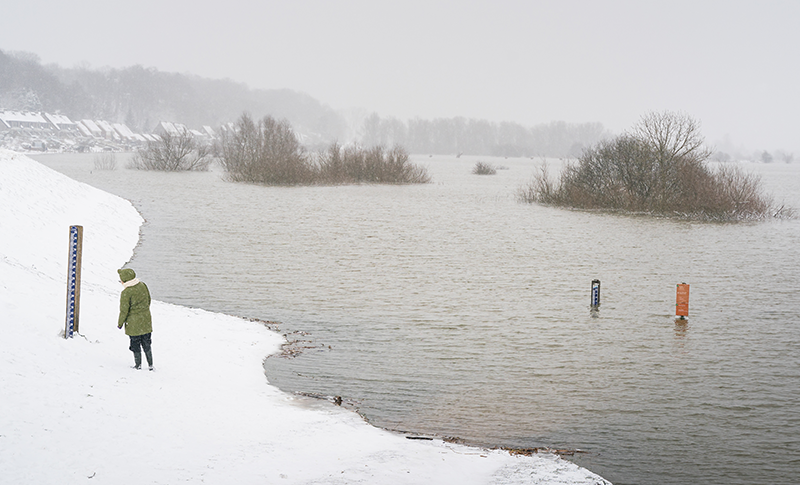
[{"x1": 2, "y1": 0, "x2": 798, "y2": 153}]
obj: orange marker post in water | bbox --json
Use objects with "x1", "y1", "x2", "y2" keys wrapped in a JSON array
[{"x1": 676, "y1": 283, "x2": 690, "y2": 319}]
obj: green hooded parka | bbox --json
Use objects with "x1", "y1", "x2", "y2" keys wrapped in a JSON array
[{"x1": 117, "y1": 268, "x2": 153, "y2": 336}]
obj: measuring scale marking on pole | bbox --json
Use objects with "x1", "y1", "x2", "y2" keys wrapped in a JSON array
[{"x1": 65, "y1": 225, "x2": 83, "y2": 338}]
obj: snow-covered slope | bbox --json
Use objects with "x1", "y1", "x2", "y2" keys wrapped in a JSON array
[{"x1": 0, "y1": 149, "x2": 610, "y2": 484}]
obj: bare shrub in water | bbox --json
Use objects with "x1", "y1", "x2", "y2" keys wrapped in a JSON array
[
  {"x1": 518, "y1": 162, "x2": 557, "y2": 204},
  {"x1": 219, "y1": 113, "x2": 311, "y2": 185},
  {"x1": 93, "y1": 152, "x2": 117, "y2": 170},
  {"x1": 220, "y1": 113, "x2": 430, "y2": 186},
  {"x1": 315, "y1": 143, "x2": 430, "y2": 184},
  {"x1": 130, "y1": 131, "x2": 212, "y2": 171},
  {"x1": 472, "y1": 161, "x2": 497, "y2": 175},
  {"x1": 518, "y1": 111, "x2": 782, "y2": 221}
]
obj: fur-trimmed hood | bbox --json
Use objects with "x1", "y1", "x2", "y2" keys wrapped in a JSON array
[{"x1": 118, "y1": 268, "x2": 136, "y2": 282}]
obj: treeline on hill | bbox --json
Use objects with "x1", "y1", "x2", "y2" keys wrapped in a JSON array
[
  {"x1": 518, "y1": 111, "x2": 789, "y2": 221},
  {"x1": 131, "y1": 113, "x2": 430, "y2": 185},
  {"x1": 0, "y1": 49, "x2": 346, "y2": 143},
  {"x1": 359, "y1": 113, "x2": 610, "y2": 158}
]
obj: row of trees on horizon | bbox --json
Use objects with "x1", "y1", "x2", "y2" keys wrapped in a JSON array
[{"x1": 360, "y1": 113, "x2": 610, "y2": 158}]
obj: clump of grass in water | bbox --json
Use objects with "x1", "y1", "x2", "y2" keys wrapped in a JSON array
[{"x1": 472, "y1": 161, "x2": 497, "y2": 175}]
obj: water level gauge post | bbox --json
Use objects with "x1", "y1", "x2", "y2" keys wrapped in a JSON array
[
  {"x1": 64, "y1": 225, "x2": 83, "y2": 338},
  {"x1": 591, "y1": 279, "x2": 601, "y2": 309}
]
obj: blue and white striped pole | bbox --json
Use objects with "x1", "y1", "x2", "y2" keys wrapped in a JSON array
[{"x1": 65, "y1": 225, "x2": 83, "y2": 338}]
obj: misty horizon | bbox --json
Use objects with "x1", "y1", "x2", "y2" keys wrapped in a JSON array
[{"x1": 2, "y1": 1, "x2": 799, "y2": 154}]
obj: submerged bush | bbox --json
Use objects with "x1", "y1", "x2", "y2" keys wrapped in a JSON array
[
  {"x1": 314, "y1": 143, "x2": 430, "y2": 184},
  {"x1": 219, "y1": 114, "x2": 311, "y2": 185},
  {"x1": 93, "y1": 152, "x2": 117, "y2": 170},
  {"x1": 130, "y1": 131, "x2": 212, "y2": 171},
  {"x1": 518, "y1": 111, "x2": 783, "y2": 221},
  {"x1": 220, "y1": 113, "x2": 430, "y2": 185},
  {"x1": 472, "y1": 161, "x2": 497, "y2": 175}
]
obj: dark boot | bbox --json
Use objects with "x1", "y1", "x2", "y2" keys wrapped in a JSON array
[
  {"x1": 144, "y1": 349, "x2": 154, "y2": 371},
  {"x1": 133, "y1": 351, "x2": 142, "y2": 370}
]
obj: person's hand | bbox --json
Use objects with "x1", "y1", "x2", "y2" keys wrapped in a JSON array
[{"x1": 118, "y1": 324, "x2": 123, "y2": 330}]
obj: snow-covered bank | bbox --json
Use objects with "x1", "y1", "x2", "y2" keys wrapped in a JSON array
[{"x1": 0, "y1": 150, "x2": 610, "y2": 484}]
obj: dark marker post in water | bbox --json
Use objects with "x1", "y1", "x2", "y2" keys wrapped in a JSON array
[
  {"x1": 591, "y1": 279, "x2": 601, "y2": 309},
  {"x1": 676, "y1": 283, "x2": 690, "y2": 319}
]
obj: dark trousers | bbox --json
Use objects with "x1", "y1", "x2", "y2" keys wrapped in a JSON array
[{"x1": 129, "y1": 333, "x2": 152, "y2": 353}]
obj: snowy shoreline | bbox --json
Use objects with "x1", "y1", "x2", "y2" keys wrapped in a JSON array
[{"x1": 0, "y1": 150, "x2": 610, "y2": 484}]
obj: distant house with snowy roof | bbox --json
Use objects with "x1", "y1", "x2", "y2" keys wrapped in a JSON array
[
  {"x1": 74, "y1": 121, "x2": 93, "y2": 138},
  {"x1": 153, "y1": 121, "x2": 190, "y2": 137},
  {"x1": 217, "y1": 122, "x2": 236, "y2": 135},
  {"x1": 112, "y1": 123, "x2": 146, "y2": 143},
  {"x1": 94, "y1": 120, "x2": 118, "y2": 140},
  {"x1": 0, "y1": 111, "x2": 51, "y2": 130},
  {"x1": 43, "y1": 113, "x2": 78, "y2": 133},
  {"x1": 113, "y1": 123, "x2": 135, "y2": 140},
  {"x1": 78, "y1": 120, "x2": 103, "y2": 138}
]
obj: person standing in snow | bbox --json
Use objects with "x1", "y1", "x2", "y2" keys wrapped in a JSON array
[{"x1": 117, "y1": 268, "x2": 154, "y2": 370}]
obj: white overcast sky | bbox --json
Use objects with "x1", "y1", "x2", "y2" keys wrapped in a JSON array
[{"x1": 2, "y1": 0, "x2": 798, "y2": 152}]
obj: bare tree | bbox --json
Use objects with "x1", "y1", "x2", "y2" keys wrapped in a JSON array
[
  {"x1": 130, "y1": 130, "x2": 212, "y2": 171},
  {"x1": 633, "y1": 110, "x2": 711, "y2": 164}
]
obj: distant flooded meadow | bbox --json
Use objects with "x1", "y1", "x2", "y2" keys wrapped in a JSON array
[{"x1": 38, "y1": 153, "x2": 800, "y2": 485}]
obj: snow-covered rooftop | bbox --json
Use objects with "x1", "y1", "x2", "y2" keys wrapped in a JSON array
[
  {"x1": 95, "y1": 120, "x2": 116, "y2": 134},
  {"x1": 112, "y1": 123, "x2": 135, "y2": 139},
  {"x1": 0, "y1": 110, "x2": 48, "y2": 123},
  {"x1": 43, "y1": 113, "x2": 76, "y2": 128},
  {"x1": 80, "y1": 119, "x2": 102, "y2": 134},
  {"x1": 75, "y1": 121, "x2": 93, "y2": 137},
  {"x1": 154, "y1": 121, "x2": 189, "y2": 136}
]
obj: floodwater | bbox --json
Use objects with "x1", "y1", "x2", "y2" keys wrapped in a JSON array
[{"x1": 37, "y1": 153, "x2": 800, "y2": 485}]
